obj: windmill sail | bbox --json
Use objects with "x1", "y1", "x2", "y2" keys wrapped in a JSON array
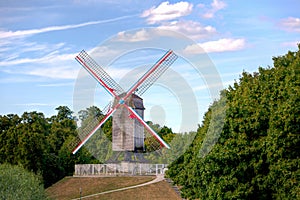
[
  {"x1": 72, "y1": 105, "x2": 119, "y2": 154},
  {"x1": 76, "y1": 50, "x2": 124, "y2": 96},
  {"x1": 127, "y1": 50, "x2": 178, "y2": 97},
  {"x1": 72, "y1": 49, "x2": 177, "y2": 154}
]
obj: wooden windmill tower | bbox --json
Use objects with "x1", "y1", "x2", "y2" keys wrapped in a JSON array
[
  {"x1": 112, "y1": 93, "x2": 145, "y2": 152},
  {"x1": 72, "y1": 49, "x2": 178, "y2": 155}
]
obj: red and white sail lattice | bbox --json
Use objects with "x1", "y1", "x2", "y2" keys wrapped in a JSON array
[{"x1": 72, "y1": 49, "x2": 178, "y2": 154}]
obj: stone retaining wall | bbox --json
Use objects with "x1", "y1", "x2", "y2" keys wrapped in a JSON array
[{"x1": 74, "y1": 162, "x2": 168, "y2": 176}]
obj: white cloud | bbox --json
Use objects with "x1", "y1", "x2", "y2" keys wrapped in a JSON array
[
  {"x1": 139, "y1": 2, "x2": 219, "y2": 40},
  {"x1": 193, "y1": 80, "x2": 233, "y2": 92},
  {"x1": 184, "y1": 38, "x2": 246, "y2": 54},
  {"x1": 27, "y1": 66, "x2": 78, "y2": 79},
  {"x1": 157, "y1": 20, "x2": 216, "y2": 40},
  {"x1": 2, "y1": 62, "x2": 79, "y2": 80},
  {"x1": 281, "y1": 41, "x2": 300, "y2": 47},
  {"x1": 15, "y1": 103, "x2": 54, "y2": 107},
  {"x1": 21, "y1": 42, "x2": 65, "y2": 53},
  {"x1": 114, "y1": 21, "x2": 216, "y2": 42},
  {"x1": 0, "y1": 15, "x2": 136, "y2": 68},
  {"x1": 0, "y1": 15, "x2": 135, "y2": 39},
  {"x1": 0, "y1": 50, "x2": 79, "y2": 80},
  {"x1": 0, "y1": 16, "x2": 137, "y2": 81},
  {"x1": 0, "y1": 51, "x2": 77, "y2": 66},
  {"x1": 0, "y1": 41, "x2": 68, "y2": 65},
  {"x1": 116, "y1": 29, "x2": 151, "y2": 42},
  {"x1": 279, "y1": 17, "x2": 300, "y2": 32},
  {"x1": 141, "y1": 1, "x2": 193, "y2": 24},
  {"x1": 1, "y1": 48, "x2": 136, "y2": 81},
  {"x1": 201, "y1": 0, "x2": 226, "y2": 19},
  {"x1": 38, "y1": 82, "x2": 74, "y2": 87}
]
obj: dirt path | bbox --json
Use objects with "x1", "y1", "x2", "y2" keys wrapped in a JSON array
[{"x1": 71, "y1": 175, "x2": 165, "y2": 200}]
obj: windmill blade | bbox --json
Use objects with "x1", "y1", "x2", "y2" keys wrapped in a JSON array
[
  {"x1": 76, "y1": 50, "x2": 124, "y2": 97},
  {"x1": 102, "y1": 100, "x2": 113, "y2": 114},
  {"x1": 124, "y1": 104, "x2": 170, "y2": 149},
  {"x1": 135, "y1": 51, "x2": 178, "y2": 96},
  {"x1": 72, "y1": 104, "x2": 119, "y2": 154},
  {"x1": 125, "y1": 50, "x2": 178, "y2": 99}
]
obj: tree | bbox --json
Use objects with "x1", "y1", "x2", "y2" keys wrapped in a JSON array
[
  {"x1": 16, "y1": 112, "x2": 47, "y2": 173},
  {"x1": 43, "y1": 106, "x2": 96, "y2": 187},
  {"x1": 78, "y1": 106, "x2": 112, "y2": 163},
  {"x1": 0, "y1": 114, "x2": 21, "y2": 164},
  {"x1": 167, "y1": 46, "x2": 300, "y2": 199},
  {"x1": 0, "y1": 106, "x2": 99, "y2": 188},
  {"x1": 0, "y1": 164, "x2": 47, "y2": 200}
]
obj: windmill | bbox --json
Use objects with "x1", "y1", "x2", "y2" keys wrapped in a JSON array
[{"x1": 72, "y1": 49, "x2": 178, "y2": 156}]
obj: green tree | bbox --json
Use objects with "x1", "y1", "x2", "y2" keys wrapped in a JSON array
[
  {"x1": 144, "y1": 122, "x2": 175, "y2": 152},
  {"x1": 43, "y1": 106, "x2": 96, "y2": 187},
  {"x1": 16, "y1": 112, "x2": 47, "y2": 173},
  {"x1": 0, "y1": 164, "x2": 47, "y2": 200},
  {"x1": 167, "y1": 46, "x2": 300, "y2": 199},
  {"x1": 0, "y1": 114, "x2": 21, "y2": 164},
  {"x1": 78, "y1": 106, "x2": 112, "y2": 163}
]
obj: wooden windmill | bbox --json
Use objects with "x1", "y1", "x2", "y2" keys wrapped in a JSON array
[{"x1": 72, "y1": 49, "x2": 178, "y2": 154}]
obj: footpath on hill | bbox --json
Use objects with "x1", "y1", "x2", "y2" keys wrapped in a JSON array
[
  {"x1": 46, "y1": 175, "x2": 182, "y2": 200},
  {"x1": 71, "y1": 175, "x2": 166, "y2": 200}
]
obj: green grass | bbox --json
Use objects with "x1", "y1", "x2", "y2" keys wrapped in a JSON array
[
  {"x1": 46, "y1": 176, "x2": 162, "y2": 199},
  {"x1": 45, "y1": 176, "x2": 180, "y2": 200}
]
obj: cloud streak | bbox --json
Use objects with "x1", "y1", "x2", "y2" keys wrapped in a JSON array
[
  {"x1": 0, "y1": 15, "x2": 136, "y2": 39},
  {"x1": 0, "y1": 50, "x2": 79, "y2": 80},
  {"x1": 193, "y1": 80, "x2": 233, "y2": 92},
  {"x1": 116, "y1": 29, "x2": 151, "y2": 42},
  {"x1": 114, "y1": 21, "x2": 216, "y2": 43},
  {"x1": 14, "y1": 103, "x2": 54, "y2": 107},
  {"x1": 157, "y1": 20, "x2": 216, "y2": 40},
  {"x1": 184, "y1": 38, "x2": 246, "y2": 54},
  {"x1": 0, "y1": 51, "x2": 77, "y2": 66},
  {"x1": 278, "y1": 17, "x2": 300, "y2": 32}
]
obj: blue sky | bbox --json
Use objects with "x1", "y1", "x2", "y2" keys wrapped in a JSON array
[{"x1": 0, "y1": 0, "x2": 299, "y2": 132}]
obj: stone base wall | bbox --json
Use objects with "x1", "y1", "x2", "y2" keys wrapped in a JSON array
[{"x1": 74, "y1": 162, "x2": 168, "y2": 176}]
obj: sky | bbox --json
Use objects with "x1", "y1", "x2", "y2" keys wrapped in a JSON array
[{"x1": 0, "y1": 0, "x2": 299, "y2": 133}]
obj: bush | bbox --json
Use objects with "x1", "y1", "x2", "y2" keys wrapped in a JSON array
[{"x1": 0, "y1": 164, "x2": 47, "y2": 200}]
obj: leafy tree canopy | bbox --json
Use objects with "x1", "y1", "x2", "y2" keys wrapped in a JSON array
[
  {"x1": 0, "y1": 105, "x2": 176, "y2": 187},
  {"x1": 0, "y1": 106, "x2": 97, "y2": 187},
  {"x1": 167, "y1": 45, "x2": 300, "y2": 199},
  {"x1": 0, "y1": 164, "x2": 47, "y2": 200}
]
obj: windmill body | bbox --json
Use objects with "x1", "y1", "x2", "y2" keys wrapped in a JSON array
[{"x1": 112, "y1": 93, "x2": 145, "y2": 152}]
